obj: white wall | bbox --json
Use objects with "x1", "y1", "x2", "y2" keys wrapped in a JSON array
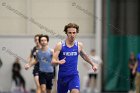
[
  {"x1": 0, "y1": 0, "x2": 94, "y2": 36},
  {"x1": 0, "y1": 35, "x2": 95, "y2": 91}
]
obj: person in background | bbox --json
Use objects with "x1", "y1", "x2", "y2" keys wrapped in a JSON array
[
  {"x1": 28, "y1": 34, "x2": 42, "y2": 93},
  {"x1": 128, "y1": 52, "x2": 136, "y2": 93},
  {"x1": 82, "y1": 49, "x2": 102, "y2": 93},
  {"x1": 25, "y1": 35, "x2": 54, "y2": 93},
  {"x1": 12, "y1": 58, "x2": 26, "y2": 93}
]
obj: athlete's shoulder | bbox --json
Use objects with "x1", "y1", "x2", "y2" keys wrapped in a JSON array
[
  {"x1": 54, "y1": 41, "x2": 63, "y2": 51},
  {"x1": 78, "y1": 42, "x2": 83, "y2": 48},
  {"x1": 77, "y1": 41, "x2": 83, "y2": 53},
  {"x1": 31, "y1": 46, "x2": 37, "y2": 53},
  {"x1": 56, "y1": 41, "x2": 62, "y2": 46},
  {"x1": 55, "y1": 41, "x2": 62, "y2": 48}
]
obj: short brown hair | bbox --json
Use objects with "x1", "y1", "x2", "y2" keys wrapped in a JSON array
[
  {"x1": 34, "y1": 34, "x2": 42, "y2": 39},
  {"x1": 64, "y1": 23, "x2": 79, "y2": 34},
  {"x1": 39, "y1": 34, "x2": 49, "y2": 43}
]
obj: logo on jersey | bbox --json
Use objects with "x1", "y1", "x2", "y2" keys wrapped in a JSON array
[
  {"x1": 63, "y1": 52, "x2": 77, "y2": 56},
  {"x1": 41, "y1": 57, "x2": 48, "y2": 63}
]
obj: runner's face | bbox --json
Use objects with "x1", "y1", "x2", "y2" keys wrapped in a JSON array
[
  {"x1": 40, "y1": 37, "x2": 48, "y2": 47},
  {"x1": 34, "y1": 36, "x2": 40, "y2": 46},
  {"x1": 66, "y1": 28, "x2": 77, "y2": 42}
]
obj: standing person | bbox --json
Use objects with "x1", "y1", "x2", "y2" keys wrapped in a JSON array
[
  {"x1": 128, "y1": 52, "x2": 136, "y2": 93},
  {"x1": 52, "y1": 23, "x2": 97, "y2": 93},
  {"x1": 25, "y1": 35, "x2": 54, "y2": 93},
  {"x1": 28, "y1": 34, "x2": 42, "y2": 93},
  {"x1": 12, "y1": 58, "x2": 26, "y2": 93},
  {"x1": 133, "y1": 53, "x2": 140, "y2": 93},
  {"x1": 82, "y1": 49, "x2": 102, "y2": 93}
]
